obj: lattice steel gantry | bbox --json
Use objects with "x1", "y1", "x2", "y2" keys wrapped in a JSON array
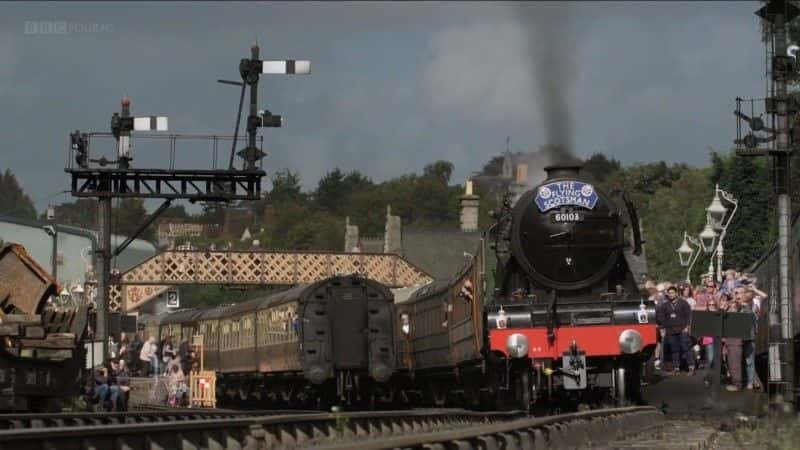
[{"x1": 65, "y1": 43, "x2": 310, "y2": 364}]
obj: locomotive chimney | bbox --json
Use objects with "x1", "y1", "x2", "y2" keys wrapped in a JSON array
[{"x1": 544, "y1": 164, "x2": 582, "y2": 181}]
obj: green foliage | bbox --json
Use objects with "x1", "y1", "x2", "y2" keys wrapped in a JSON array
[
  {"x1": 0, "y1": 169, "x2": 37, "y2": 220},
  {"x1": 581, "y1": 153, "x2": 622, "y2": 184},
  {"x1": 160, "y1": 205, "x2": 190, "y2": 221},
  {"x1": 270, "y1": 169, "x2": 305, "y2": 205},
  {"x1": 708, "y1": 150, "x2": 775, "y2": 271},
  {"x1": 113, "y1": 198, "x2": 156, "y2": 241},
  {"x1": 423, "y1": 160, "x2": 454, "y2": 184},
  {"x1": 315, "y1": 168, "x2": 372, "y2": 216},
  {"x1": 178, "y1": 285, "x2": 280, "y2": 309},
  {"x1": 635, "y1": 169, "x2": 713, "y2": 282},
  {"x1": 52, "y1": 199, "x2": 97, "y2": 229},
  {"x1": 606, "y1": 150, "x2": 775, "y2": 282},
  {"x1": 481, "y1": 155, "x2": 505, "y2": 176}
]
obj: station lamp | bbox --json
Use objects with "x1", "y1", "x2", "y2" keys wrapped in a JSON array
[
  {"x1": 706, "y1": 189, "x2": 728, "y2": 230},
  {"x1": 676, "y1": 235, "x2": 694, "y2": 267},
  {"x1": 699, "y1": 220, "x2": 718, "y2": 253}
]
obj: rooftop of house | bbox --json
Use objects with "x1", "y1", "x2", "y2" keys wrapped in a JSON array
[{"x1": 399, "y1": 227, "x2": 482, "y2": 280}]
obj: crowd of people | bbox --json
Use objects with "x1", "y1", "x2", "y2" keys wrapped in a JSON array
[
  {"x1": 87, "y1": 333, "x2": 197, "y2": 410},
  {"x1": 646, "y1": 269, "x2": 766, "y2": 392}
]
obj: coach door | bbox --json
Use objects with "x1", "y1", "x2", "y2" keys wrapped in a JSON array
[{"x1": 329, "y1": 283, "x2": 368, "y2": 369}]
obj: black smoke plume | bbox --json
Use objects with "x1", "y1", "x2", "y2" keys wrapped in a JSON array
[{"x1": 515, "y1": 3, "x2": 577, "y2": 164}]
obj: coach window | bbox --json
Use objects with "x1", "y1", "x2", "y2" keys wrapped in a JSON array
[
  {"x1": 256, "y1": 311, "x2": 264, "y2": 346},
  {"x1": 221, "y1": 322, "x2": 229, "y2": 350},
  {"x1": 243, "y1": 316, "x2": 253, "y2": 347},
  {"x1": 211, "y1": 321, "x2": 218, "y2": 349}
]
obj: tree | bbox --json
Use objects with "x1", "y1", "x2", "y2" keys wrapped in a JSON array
[
  {"x1": 582, "y1": 153, "x2": 621, "y2": 184},
  {"x1": 315, "y1": 168, "x2": 372, "y2": 215},
  {"x1": 708, "y1": 150, "x2": 775, "y2": 271},
  {"x1": 638, "y1": 169, "x2": 713, "y2": 282},
  {"x1": 113, "y1": 198, "x2": 156, "y2": 241},
  {"x1": 160, "y1": 204, "x2": 191, "y2": 221},
  {"x1": 423, "y1": 160, "x2": 455, "y2": 185},
  {"x1": 481, "y1": 155, "x2": 506, "y2": 176},
  {"x1": 0, "y1": 169, "x2": 36, "y2": 220},
  {"x1": 269, "y1": 170, "x2": 305, "y2": 206},
  {"x1": 52, "y1": 199, "x2": 97, "y2": 229}
]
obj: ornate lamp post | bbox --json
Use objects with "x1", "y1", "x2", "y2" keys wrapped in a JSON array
[
  {"x1": 705, "y1": 185, "x2": 738, "y2": 282},
  {"x1": 698, "y1": 217, "x2": 718, "y2": 280},
  {"x1": 677, "y1": 231, "x2": 703, "y2": 284}
]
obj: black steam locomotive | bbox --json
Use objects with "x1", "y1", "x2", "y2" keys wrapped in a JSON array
[
  {"x1": 396, "y1": 165, "x2": 657, "y2": 411},
  {"x1": 483, "y1": 165, "x2": 657, "y2": 409}
]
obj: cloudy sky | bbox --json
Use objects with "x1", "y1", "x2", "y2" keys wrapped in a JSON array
[{"x1": 0, "y1": 2, "x2": 767, "y2": 211}]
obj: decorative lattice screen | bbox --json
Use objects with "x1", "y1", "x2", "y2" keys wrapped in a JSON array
[{"x1": 111, "y1": 251, "x2": 433, "y2": 312}]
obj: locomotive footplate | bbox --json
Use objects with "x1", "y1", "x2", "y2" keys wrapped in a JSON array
[{"x1": 561, "y1": 342, "x2": 587, "y2": 390}]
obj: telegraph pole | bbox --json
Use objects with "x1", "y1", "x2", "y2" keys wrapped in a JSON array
[{"x1": 736, "y1": 0, "x2": 799, "y2": 409}]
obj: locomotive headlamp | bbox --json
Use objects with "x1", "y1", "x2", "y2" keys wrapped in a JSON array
[
  {"x1": 506, "y1": 333, "x2": 529, "y2": 358},
  {"x1": 699, "y1": 221, "x2": 717, "y2": 253},
  {"x1": 618, "y1": 329, "x2": 643, "y2": 354}
]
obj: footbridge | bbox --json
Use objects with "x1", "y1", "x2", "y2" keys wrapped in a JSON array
[{"x1": 109, "y1": 250, "x2": 434, "y2": 311}]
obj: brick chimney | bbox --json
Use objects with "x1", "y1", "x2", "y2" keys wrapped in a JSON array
[
  {"x1": 459, "y1": 180, "x2": 480, "y2": 232},
  {"x1": 262, "y1": 204, "x2": 276, "y2": 229},
  {"x1": 515, "y1": 163, "x2": 528, "y2": 183},
  {"x1": 384, "y1": 205, "x2": 402, "y2": 254}
]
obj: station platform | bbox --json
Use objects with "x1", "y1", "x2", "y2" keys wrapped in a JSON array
[
  {"x1": 642, "y1": 368, "x2": 766, "y2": 417},
  {"x1": 128, "y1": 376, "x2": 170, "y2": 407}
]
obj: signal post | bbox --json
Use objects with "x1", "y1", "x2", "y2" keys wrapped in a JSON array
[
  {"x1": 734, "y1": 0, "x2": 799, "y2": 409},
  {"x1": 66, "y1": 44, "x2": 310, "y2": 365}
]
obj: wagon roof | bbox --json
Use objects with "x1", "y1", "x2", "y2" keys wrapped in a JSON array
[{"x1": 160, "y1": 308, "x2": 204, "y2": 325}]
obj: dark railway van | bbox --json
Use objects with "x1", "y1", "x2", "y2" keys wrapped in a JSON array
[{"x1": 209, "y1": 275, "x2": 396, "y2": 407}]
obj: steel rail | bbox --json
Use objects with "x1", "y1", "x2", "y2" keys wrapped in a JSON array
[
  {"x1": 0, "y1": 409, "x2": 316, "y2": 430},
  {"x1": 0, "y1": 417, "x2": 258, "y2": 450},
  {"x1": 0, "y1": 408, "x2": 523, "y2": 450},
  {"x1": 307, "y1": 406, "x2": 662, "y2": 450}
]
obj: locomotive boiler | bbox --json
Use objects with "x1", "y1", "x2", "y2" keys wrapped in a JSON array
[{"x1": 484, "y1": 165, "x2": 657, "y2": 409}]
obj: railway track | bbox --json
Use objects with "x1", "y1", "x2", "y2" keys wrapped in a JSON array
[
  {"x1": 0, "y1": 409, "x2": 315, "y2": 430},
  {"x1": 0, "y1": 407, "x2": 662, "y2": 450}
]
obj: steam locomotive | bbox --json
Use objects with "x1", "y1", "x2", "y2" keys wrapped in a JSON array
[
  {"x1": 398, "y1": 165, "x2": 657, "y2": 410},
  {"x1": 484, "y1": 165, "x2": 657, "y2": 409}
]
